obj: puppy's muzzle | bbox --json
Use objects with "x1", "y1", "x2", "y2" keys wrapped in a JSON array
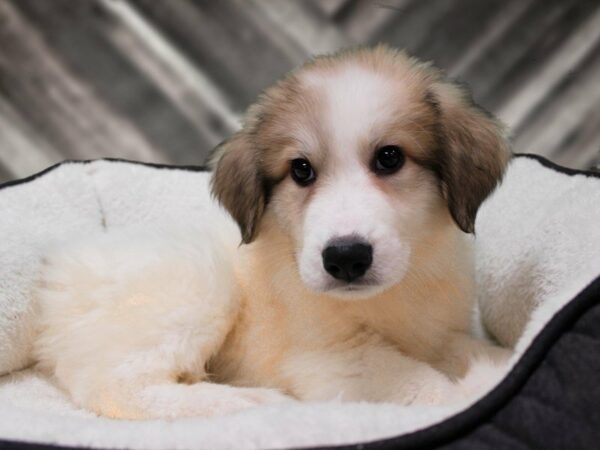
[{"x1": 322, "y1": 237, "x2": 373, "y2": 282}]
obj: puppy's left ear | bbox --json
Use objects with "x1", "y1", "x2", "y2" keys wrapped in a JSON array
[
  {"x1": 210, "y1": 131, "x2": 266, "y2": 244},
  {"x1": 428, "y1": 82, "x2": 512, "y2": 233}
]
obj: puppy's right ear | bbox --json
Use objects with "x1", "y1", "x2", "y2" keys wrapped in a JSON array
[
  {"x1": 210, "y1": 132, "x2": 265, "y2": 244},
  {"x1": 427, "y1": 82, "x2": 512, "y2": 234}
]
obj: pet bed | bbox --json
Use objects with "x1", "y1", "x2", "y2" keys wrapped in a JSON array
[{"x1": 0, "y1": 154, "x2": 598, "y2": 450}]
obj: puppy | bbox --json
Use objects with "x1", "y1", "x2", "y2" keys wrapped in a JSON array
[{"x1": 33, "y1": 46, "x2": 512, "y2": 419}]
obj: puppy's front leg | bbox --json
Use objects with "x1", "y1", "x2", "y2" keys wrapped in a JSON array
[
  {"x1": 283, "y1": 338, "x2": 460, "y2": 406},
  {"x1": 435, "y1": 332, "x2": 512, "y2": 401}
]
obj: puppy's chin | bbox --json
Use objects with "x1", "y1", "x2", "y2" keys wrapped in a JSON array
[
  {"x1": 298, "y1": 270, "x2": 403, "y2": 301},
  {"x1": 323, "y1": 283, "x2": 389, "y2": 301}
]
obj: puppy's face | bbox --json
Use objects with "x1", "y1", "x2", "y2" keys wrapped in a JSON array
[
  {"x1": 212, "y1": 47, "x2": 511, "y2": 300},
  {"x1": 263, "y1": 67, "x2": 445, "y2": 297}
]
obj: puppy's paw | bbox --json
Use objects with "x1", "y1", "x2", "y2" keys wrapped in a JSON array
[
  {"x1": 235, "y1": 386, "x2": 295, "y2": 407},
  {"x1": 451, "y1": 357, "x2": 511, "y2": 405},
  {"x1": 131, "y1": 383, "x2": 295, "y2": 419},
  {"x1": 389, "y1": 372, "x2": 456, "y2": 406},
  {"x1": 179, "y1": 386, "x2": 295, "y2": 418}
]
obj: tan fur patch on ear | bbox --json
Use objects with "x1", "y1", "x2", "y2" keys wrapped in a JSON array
[
  {"x1": 211, "y1": 132, "x2": 265, "y2": 243},
  {"x1": 428, "y1": 82, "x2": 512, "y2": 233}
]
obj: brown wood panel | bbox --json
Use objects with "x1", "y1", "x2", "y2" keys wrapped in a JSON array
[
  {"x1": 12, "y1": 0, "x2": 214, "y2": 165},
  {"x1": 131, "y1": 0, "x2": 297, "y2": 107},
  {"x1": 512, "y1": 41, "x2": 600, "y2": 162},
  {"x1": 0, "y1": 161, "x2": 12, "y2": 183},
  {"x1": 0, "y1": 0, "x2": 598, "y2": 183},
  {"x1": 480, "y1": 0, "x2": 598, "y2": 111},
  {"x1": 0, "y1": 1, "x2": 163, "y2": 164}
]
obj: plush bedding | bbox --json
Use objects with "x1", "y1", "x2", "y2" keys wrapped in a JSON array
[{"x1": 0, "y1": 154, "x2": 598, "y2": 450}]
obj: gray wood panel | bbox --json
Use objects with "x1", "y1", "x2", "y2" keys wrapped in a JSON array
[{"x1": 0, "y1": 0, "x2": 598, "y2": 184}]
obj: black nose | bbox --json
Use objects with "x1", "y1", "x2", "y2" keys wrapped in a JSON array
[{"x1": 322, "y1": 237, "x2": 373, "y2": 282}]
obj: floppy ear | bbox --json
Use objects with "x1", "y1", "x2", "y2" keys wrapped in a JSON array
[
  {"x1": 210, "y1": 131, "x2": 266, "y2": 243},
  {"x1": 428, "y1": 82, "x2": 512, "y2": 233}
]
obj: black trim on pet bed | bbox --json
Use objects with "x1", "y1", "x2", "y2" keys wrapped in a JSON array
[
  {"x1": 0, "y1": 154, "x2": 598, "y2": 450},
  {"x1": 0, "y1": 158, "x2": 208, "y2": 191},
  {"x1": 514, "y1": 153, "x2": 600, "y2": 179}
]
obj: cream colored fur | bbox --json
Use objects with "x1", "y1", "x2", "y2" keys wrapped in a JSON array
[
  {"x1": 34, "y1": 225, "x2": 293, "y2": 419},
  {"x1": 32, "y1": 48, "x2": 511, "y2": 419},
  {"x1": 33, "y1": 216, "x2": 508, "y2": 419}
]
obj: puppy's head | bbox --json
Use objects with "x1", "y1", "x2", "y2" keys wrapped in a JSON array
[{"x1": 212, "y1": 46, "x2": 511, "y2": 299}]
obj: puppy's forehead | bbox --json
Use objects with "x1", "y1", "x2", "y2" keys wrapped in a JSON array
[
  {"x1": 258, "y1": 55, "x2": 435, "y2": 178},
  {"x1": 301, "y1": 64, "x2": 408, "y2": 147}
]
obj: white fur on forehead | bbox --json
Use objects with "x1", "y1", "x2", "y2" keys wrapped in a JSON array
[{"x1": 300, "y1": 63, "x2": 409, "y2": 151}]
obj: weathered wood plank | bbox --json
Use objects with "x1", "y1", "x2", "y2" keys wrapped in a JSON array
[
  {"x1": 447, "y1": 0, "x2": 534, "y2": 79},
  {"x1": 370, "y1": 0, "x2": 527, "y2": 94},
  {"x1": 405, "y1": 0, "x2": 510, "y2": 71},
  {"x1": 477, "y1": 0, "x2": 597, "y2": 111},
  {"x1": 558, "y1": 107, "x2": 600, "y2": 170},
  {"x1": 374, "y1": 0, "x2": 467, "y2": 63},
  {"x1": 0, "y1": 0, "x2": 597, "y2": 177},
  {"x1": 228, "y1": 0, "x2": 310, "y2": 63},
  {"x1": 497, "y1": 5, "x2": 600, "y2": 131},
  {"x1": 0, "y1": 101, "x2": 63, "y2": 183},
  {"x1": 510, "y1": 43, "x2": 600, "y2": 161},
  {"x1": 131, "y1": 0, "x2": 297, "y2": 107},
  {"x1": 337, "y1": 0, "x2": 407, "y2": 43},
  {"x1": 99, "y1": 0, "x2": 240, "y2": 146},
  {"x1": 0, "y1": 97, "x2": 62, "y2": 180},
  {"x1": 458, "y1": 0, "x2": 574, "y2": 106},
  {"x1": 306, "y1": 0, "x2": 350, "y2": 18},
  {"x1": 0, "y1": 161, "x2": 12, "y2": 184},
  {"x1": 12, "y1": 0, "x2": 213, "y2": 165},
  {"x1": 249, "y1": 0, "x2": 349, "y2": 55},
  {"x1": 0, "y1": 1, "x2": 164, "y2": 162}
]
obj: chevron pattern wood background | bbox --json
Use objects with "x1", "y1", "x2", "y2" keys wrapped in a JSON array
[{"x1": 0, "y1": 0, "x2": 599, "y2": 184}]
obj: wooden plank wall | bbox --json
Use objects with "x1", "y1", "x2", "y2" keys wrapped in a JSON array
[{"x1": 0, "y1": 0, "x2": 598, "y2": 183}]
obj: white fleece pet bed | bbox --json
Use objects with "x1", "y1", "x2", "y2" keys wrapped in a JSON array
[{"x1": 0, "y1": 154, "x2": 599, "y2": 450}]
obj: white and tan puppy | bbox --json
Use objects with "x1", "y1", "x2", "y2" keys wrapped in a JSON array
[{"x1": 33, "y1": 46, "x2": 512, "y2": 420}]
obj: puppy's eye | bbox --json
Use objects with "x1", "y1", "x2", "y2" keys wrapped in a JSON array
[
  {"x1": 290, "y1": 158, "x2": 316, "y2": 186},
  {"x1": 372, "y1": 145, "x2": 405, "y2": 175}
]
